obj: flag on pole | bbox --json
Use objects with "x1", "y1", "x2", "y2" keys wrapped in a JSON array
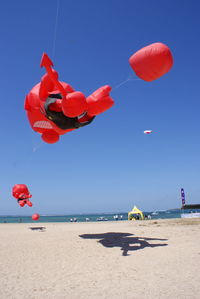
[{"x1": 181, "y1": 188, "x2": 185, "y2": 207}]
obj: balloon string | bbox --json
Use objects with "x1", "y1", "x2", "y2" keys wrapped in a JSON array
[
  {"x1": 112, "y1": 76, "x2": 141, "y2": 90},
  {"x1": 52, "y1": 0, "x2": 60, "y2": 60},
  {"x1": 32, "y1": 145, "x2": 41, "y2": 153}
]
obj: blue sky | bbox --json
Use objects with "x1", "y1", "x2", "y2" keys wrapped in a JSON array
[{"x1": 0, "y1": 0, "x2": 200, "y2": 215}]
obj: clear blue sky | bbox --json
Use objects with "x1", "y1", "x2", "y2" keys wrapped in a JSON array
[{"x1": 0, "y1": 0, "x2": 200, "y2": 215}]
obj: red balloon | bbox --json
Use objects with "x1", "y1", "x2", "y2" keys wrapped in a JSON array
[
  {"x1": 32, "y1": 213, "x2": 40, "y2": 221},
  {"x1": 41, "y1": 131, "x2": 60, "y2": 144},
  {"x1": 129, "y1": 42, "x2": 173, "y2": 81},
  {"x1": 24, "y1": 53, "x2": 114, "y2": 143},
  {"x1": 12, "y1": 184, "x2": 33, "y2": 207}
]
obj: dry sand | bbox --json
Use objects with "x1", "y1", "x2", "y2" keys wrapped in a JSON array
[{"x1": 0, "y1": 218, "x2": 200, "y2": 299}]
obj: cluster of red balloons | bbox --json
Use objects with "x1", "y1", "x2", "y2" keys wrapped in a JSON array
[
  {"x1": 12, "y1": 184, "x2": 40, "y2": 221},
  {"x1": 9, "y1": 42, "x2": 173, "y2": 223},
  {"x1": 24, "y1": 42, "x2": 173, "y2": 144}
]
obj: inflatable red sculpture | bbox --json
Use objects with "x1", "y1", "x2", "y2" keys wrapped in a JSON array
[
  {"x1": 12, "y1": 184, "x2": 33, "y2": 207},
  {"x1": 129, "y1": 42, "x2": 173, "y2": 81},
  {"x1": 25, "y1": 53, "x2": 114, "y2": 143}
]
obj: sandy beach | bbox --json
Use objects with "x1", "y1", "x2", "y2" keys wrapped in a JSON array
[{"x1": 0, "y1": 218, "x2": 200, "y2": 299}]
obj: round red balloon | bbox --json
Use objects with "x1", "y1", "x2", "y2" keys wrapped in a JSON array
[
  {"x1": 129, "y1": 42, "x2": 173, "y2": 81},
  {"x1": 32, "y1": 213, "x2": 40, "y2": 221}
]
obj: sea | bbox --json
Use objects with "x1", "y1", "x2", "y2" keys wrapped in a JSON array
[{"x1": 1, "y1": 209, "x2": 200, "y2": 223}]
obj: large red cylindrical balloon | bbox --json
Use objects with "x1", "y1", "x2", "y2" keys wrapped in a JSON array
[
  {"x1": 129, "y1": 42, "x2": 173, "y2": 81},
  {"x1": 32, "y1": 213, "x2": 40, "y2": 221}
]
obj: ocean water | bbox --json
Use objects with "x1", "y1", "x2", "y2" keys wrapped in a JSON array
[{"x1": 1, "y1": 209, "x2": 198, "y2": 224}]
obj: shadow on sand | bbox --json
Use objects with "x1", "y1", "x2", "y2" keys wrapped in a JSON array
[
  {"x1": 79, "y1": 232, "x2": 168, "y2": 256},
  {"x1": 29, "y1": 226, "x2": 46, "y2": 232}
]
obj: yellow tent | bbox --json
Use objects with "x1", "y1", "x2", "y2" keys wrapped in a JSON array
[{"x1": 128, "y1": 205, "x2": 144, "y2": 220}]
